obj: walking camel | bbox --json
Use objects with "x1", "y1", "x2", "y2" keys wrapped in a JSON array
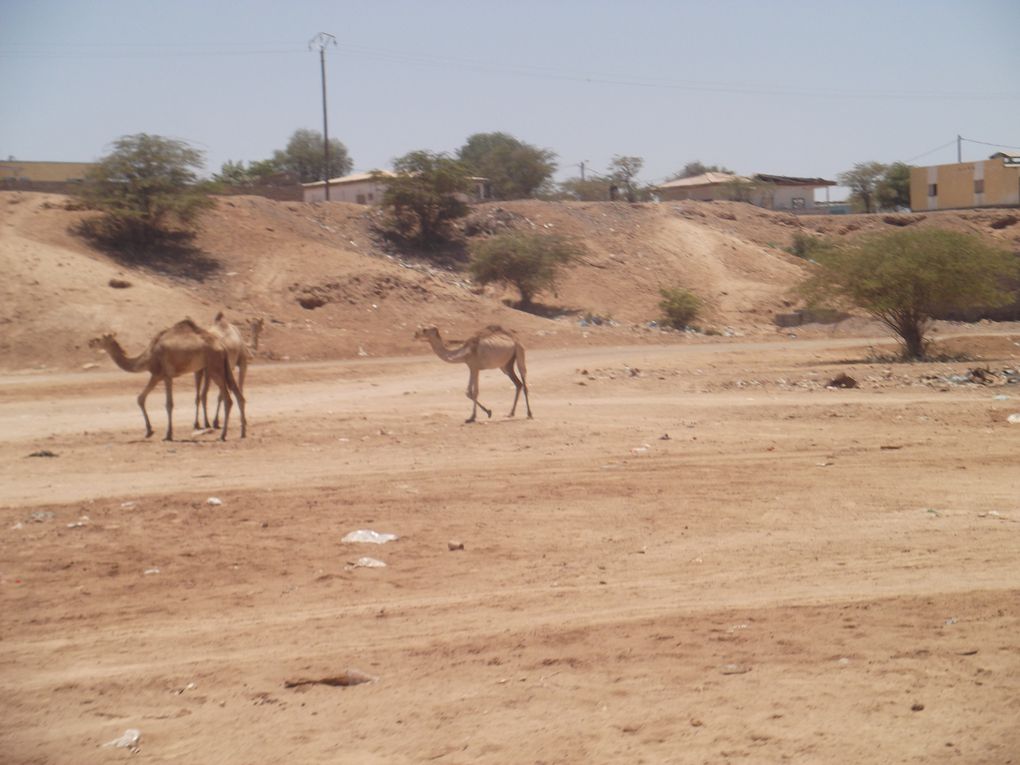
[
  {"x1": 415, "y1": 325, "x2": 532, "y2": 423},
  {"x1": 89, "y1": 318, "x2": 246, "y2": 441},
  {"x1": 195, "y1": 312, "x2": 263, "y2": 429}
]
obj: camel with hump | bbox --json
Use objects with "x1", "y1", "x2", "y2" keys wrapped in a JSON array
[
  {"x1": 89, "y1": 318, "x2": 246, "y2": 441},
  {"x1": 194, "y1": 312, "x2": 263, "y2": 429},
  {"x1": 415, "y1": 324, "x2": 532, "y2": 423}
]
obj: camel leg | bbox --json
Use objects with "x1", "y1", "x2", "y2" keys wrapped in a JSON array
[
  {"x1": 464, "y1": 369, "x2": 491, "y2": 424},
  {"x1": 137, "y1": 374, "x2": 160, "y2": 439},
  {"x1": 215, "y1": 355, "x2": 245, "y2": 440},
  {"x1": 163, "y1": 376, "x2": 174, "y2": 441},
  {"x1": 516, "y1": 350, "x2": 533, "y2": 419},
  {"x1": 502, "y1": 361, "x2": 523, "y2": 417},
  {"x1": 216, "y1": 358, "x2": 245, "y2": 428},
  {"x1": 194, "y1": 371, "x2": 211, "y2": 429}
]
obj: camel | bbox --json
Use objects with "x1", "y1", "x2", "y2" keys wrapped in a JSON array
[
  {"x1": 195, "y1": 313, "x2": 263, "y2": 429},
  {"x1": 415, "y1": 324, "x2": 532, "y2": 423},
  {"x1": 89, "y1": 318, "x2": 246, "y2": 441}
]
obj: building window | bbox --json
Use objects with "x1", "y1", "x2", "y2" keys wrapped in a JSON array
[
  {"x1": 791, "y1": 197, "x2": 805, "y2": 209},
  {"x1": 927, "y1": 183, "x2": 938, "y2": 197},
  {"x1": 974, "y1": 179, "x2": 984, "y2": 194},
  {"x1": 356, "y1": 193, "x2": 366, "y2": 204}
]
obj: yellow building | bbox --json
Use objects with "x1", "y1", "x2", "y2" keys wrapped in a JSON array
[
  {"x1": 910, "y1": 152, "x2": 1020, "y2": 211},
  {"x1": 0, "y1": 160, "x2": 95, "y2": 190}
]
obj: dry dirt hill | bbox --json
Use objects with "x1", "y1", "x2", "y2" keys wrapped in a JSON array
[{"x1": 2, "y1": 191, "x2": 1018, "y2": 372}]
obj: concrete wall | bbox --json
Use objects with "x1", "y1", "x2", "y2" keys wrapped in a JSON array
[{"x1": 910, "y1": 159, "x2": 1020, "y2": 211}]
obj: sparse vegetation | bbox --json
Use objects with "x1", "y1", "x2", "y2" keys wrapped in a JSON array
[
  {"x1": 457, "y1": 132, "x2": 557, "y2": 200},
  {"x1": 379, "y1": 151, "x2": 471, "y2": 248},
  {"x1": 272, "y1": 128, "x2": 352, "y2": 183},
  {"x1": 801, "y1": 229, "x2": 1018, "y2": 359},
  {"x1": 469, "y1": 231, "x2": 583, "y2": 308},
  {"x1": 77, "y1": 133, "x2": 213, "y2": 253},
  {"x1": 788, "y1": 231, "x2": 832, "y2": 260},
  {"x1": 658, "y1": 287, "x2": 702, "y2": 329}
]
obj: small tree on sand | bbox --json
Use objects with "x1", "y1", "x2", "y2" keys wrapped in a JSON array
[
  {"x1": 470, "y1": 231, "x2": 583, "y2": 308},
  {"x1": 801, "y1": 229, "x2": 1018, "y2": 359},
  {"x1": 79, "y1": 133, "x2": 213, "y2": 249}
]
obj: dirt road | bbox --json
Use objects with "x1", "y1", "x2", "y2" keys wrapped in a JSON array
[{"x1": 2, "y1": 338, "x2": 1018, "y2": 764}]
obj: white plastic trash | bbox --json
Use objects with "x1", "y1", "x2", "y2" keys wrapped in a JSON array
[
  {"x1": 1007, "y1": 413, "x2": 1020, "y2": 424},
  {"x1": 342, "y1": 529, "x2": 398, "y2": 544},
  {"x1": 102, "y1": 729, "x2": 141, "y2": 748},
  {"x1": 206, "y1": 497, "x2": 223, "y2": 506},
  {"x1": 353, "y1": 557, "x2": 387, "y2": 568}
]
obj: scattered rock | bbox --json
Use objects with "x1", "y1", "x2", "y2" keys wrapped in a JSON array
[
  {"x1": 108, "y1": 278, "x2": 132, "y2": 289},
  {"x1": 448, "y1": 540, "x2": 465, "y2": 551},
  {"x1": 28, "y1": 450, "x2": 58, "y2": 458},
  {"x1": 284, "y1": 669, "x2": 376, "y2": 688},
  {"x1": 911, "y1": 703, "x2": 925, "y2": 712},
  {"x1": 827, "y1": 373, "x2": 858, "y2": 389},
  {"x1": 719, "y1": 664, "x2": 751, "y2": 675}
]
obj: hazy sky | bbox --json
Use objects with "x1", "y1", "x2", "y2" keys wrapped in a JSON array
[{"x1": 2, "y1": 0, "x2": 1018, "y2": 196}]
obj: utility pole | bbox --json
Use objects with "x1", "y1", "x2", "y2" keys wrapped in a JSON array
[
  {"x1": 309, "y1": 33, "x2": 337, "y2": 200},
  {"x1": 957, "y1": 134, "x2": 962, "y2": 163},
  {"x1": 579, "y1": 160, "x2": 587, "y2": 182}
]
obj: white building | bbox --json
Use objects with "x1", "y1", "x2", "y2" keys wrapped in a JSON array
[
  {"x1": 302, "y1": 171, "x2": 395, "y2": 204},
  {"x1": 653, "y1": 172, "x2": 835, "y2": 211},
  {"x1": 302, "y1": 171, "x2": 491, "y2": 205}
]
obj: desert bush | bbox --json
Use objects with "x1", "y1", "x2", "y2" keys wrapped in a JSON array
[
  {"x1": 470, "y1": 231, "x2": 582, "y2": 308},
  {"x1": 788, "y1": 231, "x2": 832, "y2": 260},
  {"x1": 78, "y1": 134, "x2": 213, "y2": 251},
  {"x1": 658, "y1": 287, "x2": 702, "y2": 329},
  {"x1": 800, "y1": 228, "x2": 1018, "y2": 359}
]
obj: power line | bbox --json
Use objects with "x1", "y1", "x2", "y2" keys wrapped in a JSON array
[
  {"x1": 960, "y1": 136, "x2": 1020, "y2": 151},
  {"x1": 904, "y1": 139, "x2": 958, "y2": 163},
  {"x1": 3, "y1": 40, "x2": 1019, "y2": 102}
]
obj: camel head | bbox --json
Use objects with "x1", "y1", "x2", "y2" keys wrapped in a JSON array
[
  {"x1": 414, "y1": 325, "x2": 440, "y2": 342},
  {"x1": 88, "y1": 332, "x2": 116, "y2": 351}
]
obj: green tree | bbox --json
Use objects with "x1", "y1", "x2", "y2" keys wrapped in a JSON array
[
  {"x1": 558, "y1": 176, "x2": 614, "y2": 201},
  {"x1": 79, "y1": 133, "x2": 213, "y2": 248},
  {"x1": 470, "y1": 231, "x2": 583, "y2": 308},
  {"x1": 609, "y1": 155, "x2": 645, "y2": 202},
  {"x1": 837, "y1": 161, "x2": 886, "y2": 213},
  {"x1": 801, "y1": 229, "x2": 1018, "y2": 359},
  {"x1": 876, "y1": 161, "x2": 913, "y2": 210},
  {"x1": 272, "y1": 128, "x2": 352, "y2": 183},
  {"x1": 213, "y1": 158, "x2": 282, "y2": 187},
  {"x1": 658, "y1": 287, "x2": 701, "y2": 329},
  {"x1": 457, "y1": 132, "x2": 557, "y2": 200},
  {"x1": 380, "y1": 151, "x2": 470, "y2": 246}
]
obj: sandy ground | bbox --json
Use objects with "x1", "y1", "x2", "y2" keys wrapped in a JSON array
[{"x1": 2, "y1": 336, "x2": 1019, "y2": 765}]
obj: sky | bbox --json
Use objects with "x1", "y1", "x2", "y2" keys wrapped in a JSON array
[{"x1": 2, "y1": 0, "x2": 1019, "y2": 198}]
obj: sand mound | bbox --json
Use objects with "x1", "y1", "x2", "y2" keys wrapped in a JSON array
[{"x1": 2, "y1": 191, "x2": 1017, "y2": 371}]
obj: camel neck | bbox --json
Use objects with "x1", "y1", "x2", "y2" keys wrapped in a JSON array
[
  {"x1": 427, "y1": 333, "x2": 462, "y2": 363},
  {"x1": 104, "y1": 339, "x2": 149, "y2": 373}
]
